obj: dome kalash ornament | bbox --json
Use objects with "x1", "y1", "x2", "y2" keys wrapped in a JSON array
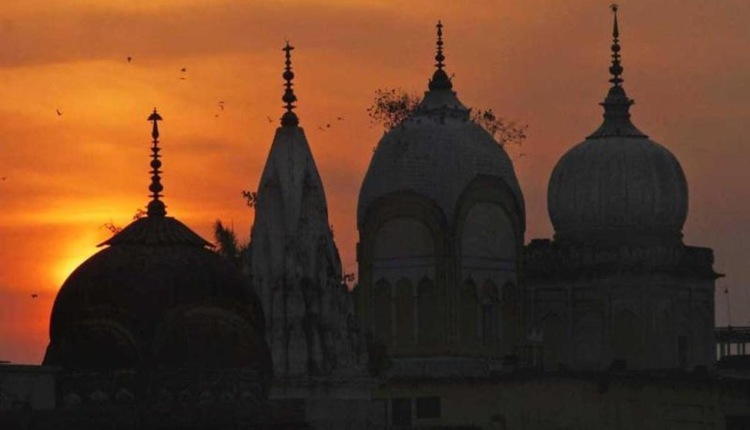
[
  {"x1": 547, "y1": 4, "x2": 688, "y2": 247},
  {"x1": 44, "y1": 109, "x2": 271, "y2": 377}
]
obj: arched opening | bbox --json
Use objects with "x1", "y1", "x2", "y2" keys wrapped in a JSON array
[
  {"x1": 611, "y1": 310, "x2": 642, "y2": 365},
  {"x1": 373, "y1": 279, "x2": 392, "y2": 345},
  {"x1": 394, "y1": 278, "x2": 415, "y2": 347},
  {"x1": 59, "y1": 319, "x2": 140, "y2": 369},
  {"x1": 501, "y1": 281, "x2": 519, "y2": 345},
  {"x1": 417, "y1": 277, "x2": 442, "y2": 347},
  {"x1": 541, "y1": 313, "x2": 563, "y2": 371},
  {"x1": 460, "y1": 202, "x2": 517, "y2": 289},
  {"x1": 460, "y1": 279, "x2": 478, "y2": 347},
  {"x1": 481, "y1": 280, "x2": 500, "y2": 346},
  {"x1": 574, "y1": 312, "x2": 604, "y2": 369}
]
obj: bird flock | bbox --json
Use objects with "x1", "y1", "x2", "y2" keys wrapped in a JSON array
[{"x1": 51, "y1": 55, "x2": 348, "y2": 132}]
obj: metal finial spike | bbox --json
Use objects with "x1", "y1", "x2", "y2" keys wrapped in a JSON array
[
  {"x1": 611, "y1": 4, "x2": 619, "y2": 38},
  {"x1": 435, "y1": 20, "x2": 445, "y2": 70},
  {"x1": 428, "y1": 20, "x2": 453, "y2": 91},
  {"x1": 146, "y1": 108, "x2": 166, "y2": 217},
  {"x1": 148, "y1": 107, "x2": 162, "y2": 139},
  {"x1": 608, "y1": 4, "x2": 623, "y2": 87},
  {"x1": 281, "y1": 41, "x2": 299, "y2": 127}
]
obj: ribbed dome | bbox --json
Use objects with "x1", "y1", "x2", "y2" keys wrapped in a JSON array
[
  {"x1": 547, "y1": 13, "x2": 688, "y2": 246},
  {"x1": 548, "y1": 131, "x2": 688, "y2": 245},
  {"x1": 44, "y1": 216, "x2": 270, "y2": 372},
  {"x1": 357, "y1": 80, "x2": 524, "y2": 226}
]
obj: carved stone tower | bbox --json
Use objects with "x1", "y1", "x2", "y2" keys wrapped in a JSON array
[{"x1": 249, "y1": 43, "x2": 364, "y2": 383}]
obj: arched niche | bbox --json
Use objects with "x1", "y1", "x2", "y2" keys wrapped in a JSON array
[
  {"x1": 58, "y1": 318, "x2": 140, "y2": 369},
  {"x1": 461, "y1": 203, "x2": 516, "y2": 260},
  {"x1": 373, "y1": 279, "x2": 392, "y2": 345},
  {"x1": 541, "y1": 313, "x2": 563, "y2": 371},
  {"x1": 460, "y1": 279, "x2": 478, "y2": 347},
  {"x1": 371, "y1": 216, "x2": 436, "y2": 286},
  {"x1": 501, "y1": 281, "x2": 519, "y2": 343},
  {"x1": 394, "y1": 278, "x2": 415, "y2": 347},
  {"x1": 676, "y1": 313, "x2": 691, "y2": 368},
  {"x1": 417, "y1": 277, "x2": 442, "y2": 347},
  {"x1": 480, "y1": 280, "x2": 500, "y2": 346},
  {"x1": 373, "y1": 217, "x2": 434, "y2": 258},
  {"x1": 611, "y1": 310, "x2": 642, "y2": 365},
  {"x1": 459, "y1": 202, "x2": 517, "y2": 286},
  {"x1": 691, "y1": 310, "x2": 712, "y2": 366},
  {"x1": 574, "y1": 312, "x2": 604, "y2": 368}
]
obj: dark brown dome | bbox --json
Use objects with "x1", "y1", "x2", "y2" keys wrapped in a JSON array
[{"x1": 43, "y1": 215, "x2": 270, "y2": 376}]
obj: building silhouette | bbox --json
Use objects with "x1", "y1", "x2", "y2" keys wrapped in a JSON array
[{"x1": 2, "y1": 6, "x2": 750, "y2": 430}]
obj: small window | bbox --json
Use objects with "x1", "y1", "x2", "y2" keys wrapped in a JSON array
[
  {"x1": 391, "y1": 398, "x2": 411, "y2": 426},
  {"x1": 416, "y1": 396, "x2": 441, "y2": 420}
]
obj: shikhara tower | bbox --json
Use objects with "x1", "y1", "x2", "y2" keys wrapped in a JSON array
[{"x1": 249, "y1": 43, "x2": 363, "y2": 381}]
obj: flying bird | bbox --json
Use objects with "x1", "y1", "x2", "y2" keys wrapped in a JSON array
[
  {"x1": 127, "y1": 56, "x2": 132, "y2": 63},
  {"x1": 56, "y1": 109, "x2": 62, "y2": 116},
  {"x1": 336, "y1": 116, "x2": 344, "y2": 121},
  {"x1": 181, "y1": 67, "x2": 187, "y2": 73},
  {"x1": 218, "y1": 101, "x2": 225, "y2": 111},
  {"x1": 326, "y1": 123, "x2": 331, "y2": 128},
  {"x1": 1, "y1": 177, "x2": 6, "y2": 181},
  {"x1": 30, "y1": 294, "x2": 38, "y2": 299},
  {"x1": 266, "y1": 116, "x2": 274, "y2": 123}
]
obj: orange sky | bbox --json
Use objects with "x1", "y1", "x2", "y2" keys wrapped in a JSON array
[{"x1": 1, "y1": 0, "x2": 749, "y2": 364}]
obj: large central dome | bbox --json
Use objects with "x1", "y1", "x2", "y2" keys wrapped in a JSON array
[
  {"x1": 547, "y1": 11, "x2": 688, "y2": 246},
  {"x1": 357, "y1": 27, "x2": 523, "y2": 226}
]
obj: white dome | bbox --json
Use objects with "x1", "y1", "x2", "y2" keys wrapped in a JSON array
[
  {"x1": 357, "y1": 82, "x2": 524, "y2": 227},
  {"x1": 548, "y1": 85, "x2": 688, "y2": 245}
]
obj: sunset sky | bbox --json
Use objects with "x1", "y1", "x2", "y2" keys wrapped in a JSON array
[{"x1": 1, "y1": 0, "x2": 749, "y2": 364}]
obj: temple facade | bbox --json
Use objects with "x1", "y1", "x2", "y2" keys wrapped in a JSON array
[{"x1": 356, "y1": 22, "x2": 525, "y2": 366}]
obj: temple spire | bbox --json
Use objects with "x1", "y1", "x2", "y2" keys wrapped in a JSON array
[
  {"x1": 587, "y1": 5, "x2": 646, "y2": 139},
  {"x1": 428, "y1": 20, "x2": 453, "y2": 91},
  {"x1": 281, "y1": 41, "x2": 299, "y2": 127},
  {"x1": 147, "y1": 108, "x2": 166, "y2": 217},
  {"x1": 435, "y1": 20, "x2": 445, "y2": 70},
  {"x1": 609, "y1": 4, "x2": 623, "y2": 87}
]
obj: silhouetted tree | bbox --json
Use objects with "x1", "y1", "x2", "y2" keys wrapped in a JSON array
[
  {"x1": 241, "y1": 190, "x2": 258, "y2": 208},
  {"x1": 366, "y1": 88, "x2": 421, "y2": 130},
  {"x1": 213, "y1": 220, "x2": 245, "y2": 268},
  {"x1": 101, "y1": 208, "x2": 147, "y2": 235},
  {"x1": 367, "y1": 87, "x2": 528, "y2": 147}
]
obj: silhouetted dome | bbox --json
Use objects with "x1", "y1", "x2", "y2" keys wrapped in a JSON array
[
  {"x1": 548, "y1": 85, "x2": 688, "y2": 247},
  {"x1": 44, "y1": 109, "x2": 270, "y2": 377},
  {"x1": 44, "y1": 215, "x2": 270, "y2": 373},
  {"x1": 357, "y1": 76, "x2": 524, "y2": 227}
]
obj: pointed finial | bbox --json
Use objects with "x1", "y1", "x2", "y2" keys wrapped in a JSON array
[
  {"x1": 147, "y1": 108, "x2": 166, "y2": 217},
  {"x1": 588, "y1": 5, "x2": 646, "y2": 139},
  {"x1": 435, "y1": 20, "x2": 445, "y2": 70},
  {"x1": 609, "y1": 4, "x2": 623, "y2": 86},
  {"x1": 428, "y1": 20, "x2": 453, "y2": 91},
  {"x1": 281, "y1": 41, "x2": 299, "y2": 127}
]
